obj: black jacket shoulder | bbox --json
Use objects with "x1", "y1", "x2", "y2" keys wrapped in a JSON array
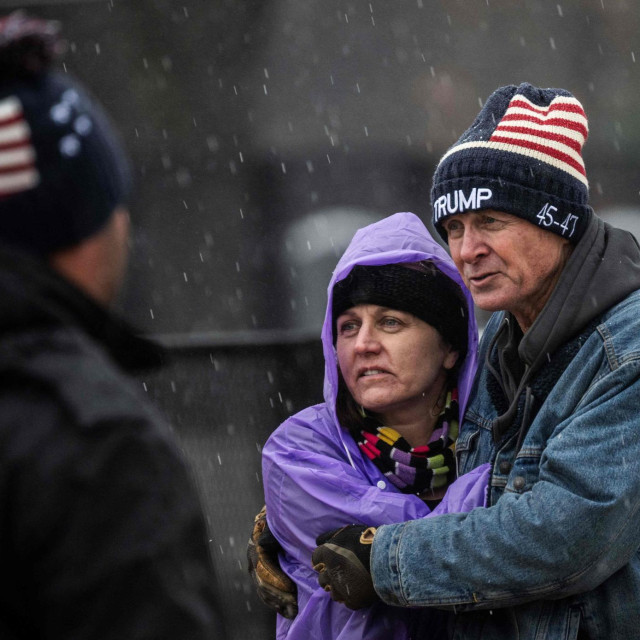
[{"x1": 0, "y1": 245, "x2": 223, "y2": 640}]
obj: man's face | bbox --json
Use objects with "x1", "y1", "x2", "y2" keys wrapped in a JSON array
[
  {"x1": 104, "y1": 207, "x2": 131, "y2": 304},
  {"x1": 442, "y1": 210, "x2": 573, "y2": 331},
  {"x1": 49, "y1": 206, "x2": 131, "y2": 308}
]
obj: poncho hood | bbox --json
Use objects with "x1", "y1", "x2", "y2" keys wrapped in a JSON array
[{"x1": 320, "y1": 211, "x2": 478, "y2": 465}]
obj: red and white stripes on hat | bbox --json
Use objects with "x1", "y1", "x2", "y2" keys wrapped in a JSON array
[
  {"x1": 438, "y1": 92, "x2": 588, "y2": 187},
  {"x1": 0, "y1": 96, "x2": 39, "y2": 197}
]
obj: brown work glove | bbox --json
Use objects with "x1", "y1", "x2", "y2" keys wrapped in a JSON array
[{"x1": 247, "y1": 505, "x2": 298, "y2": 619}]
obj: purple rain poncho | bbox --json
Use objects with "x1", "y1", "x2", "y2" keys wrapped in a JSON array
[{"x1": 262, "y1": 212, "x2": 489, "y2": 640}]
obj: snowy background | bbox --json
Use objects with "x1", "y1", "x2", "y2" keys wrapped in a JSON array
[{"x1": 5, "y1": 1, "x2": 640, "y2": 637}]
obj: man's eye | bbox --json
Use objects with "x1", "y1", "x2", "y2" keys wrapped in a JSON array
[
  {"x1": 444, "y1": 221, "x2": 462, "y2": 236},
  {"x1": 382, "y1": 317, "x2": 400, "y2": 327}
]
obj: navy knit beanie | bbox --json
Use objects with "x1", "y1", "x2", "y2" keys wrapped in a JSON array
[
  {"x1": 431, "y1": 82, "x2": 592, "y2": 244},
  {"x1": 0, "y1": 12, "x2": 131, "y2": 255}
]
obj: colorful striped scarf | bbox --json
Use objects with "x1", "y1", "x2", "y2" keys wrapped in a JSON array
[{"x1": 357, "y1": 389, "x2": 459, "y2": 495}]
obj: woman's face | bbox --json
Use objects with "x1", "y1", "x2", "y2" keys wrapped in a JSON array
[{"x1": 335, "y1": 304, "x2": 460, "y2": 426}]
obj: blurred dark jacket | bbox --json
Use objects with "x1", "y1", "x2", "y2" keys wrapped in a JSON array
[{"x1": 0, "y1": 242, "x2": 224, "y2": 639}]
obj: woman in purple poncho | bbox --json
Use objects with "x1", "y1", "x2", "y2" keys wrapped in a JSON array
[{"x1": 262, "y1": 212, "x2": 489, "y2": 639}]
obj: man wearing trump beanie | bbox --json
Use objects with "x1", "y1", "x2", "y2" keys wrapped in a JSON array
[
  {"x1": 0, "y1": 13, "x2": 224, "y2": 639},
  {"x1": 311, "y1": 82, "x2": 640, "y2": 638}
]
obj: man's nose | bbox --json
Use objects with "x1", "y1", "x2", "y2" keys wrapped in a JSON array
[{"x1": 457, "y1": 226, "x2": 488, "y2": 263}]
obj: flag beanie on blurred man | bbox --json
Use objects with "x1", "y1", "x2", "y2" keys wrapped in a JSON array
[{"x1": 0, "y1": 13, "x2": 224, "y2": 639}]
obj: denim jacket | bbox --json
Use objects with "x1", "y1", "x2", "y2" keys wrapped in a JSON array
[{"x1": 371, "y1": 218, "x2": 640, "y2": 639}]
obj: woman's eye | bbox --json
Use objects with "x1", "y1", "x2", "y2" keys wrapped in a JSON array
[
  {"x1": 382, "y1": 317, "x2": 401, "y2": 328},
  {"x1": 339, "y1": 321, "x2": 357, "y2": 333}
]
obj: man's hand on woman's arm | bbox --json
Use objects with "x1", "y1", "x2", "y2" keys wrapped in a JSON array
[
  {"x1": 312, "y1": 525, "x2": 379, "y2": 610},
  {"x1": 246, "y1": 505, "x2": 298, "y2": 619}
]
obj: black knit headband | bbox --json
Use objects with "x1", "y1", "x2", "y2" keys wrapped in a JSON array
[{"x1": 332, "y1": 263, "x2": 468, "y2": 357}]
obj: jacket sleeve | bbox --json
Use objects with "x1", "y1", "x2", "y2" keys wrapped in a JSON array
[
  {"x1": 371, "y1": 352, "x2": 640, "y2": 610},
  {"x1": 262, "y1": 409, "x2": 432, "y2": 568},
  {"x1": 2, "y1": 383, "x2": 223, "y2": 640}
]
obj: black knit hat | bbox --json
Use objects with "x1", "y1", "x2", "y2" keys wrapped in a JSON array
[
  {"x1": 0, "y1": 12, "x2": 131, "y2": 255},
  {"x1": 431, "y1": 82, "x2": 593, "y2": 244},
  {"x1": 332, "y1": 263, "x2": 468, "y2": 357}
]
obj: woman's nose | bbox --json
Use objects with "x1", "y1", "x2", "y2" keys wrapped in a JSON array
[{"x1": 354, "y1": 325, "x2": 380, "y2": 354}]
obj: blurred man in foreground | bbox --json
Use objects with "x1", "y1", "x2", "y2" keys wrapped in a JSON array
[{"x1": 0, "y1": 13, "x2": 223, "y2": 639}]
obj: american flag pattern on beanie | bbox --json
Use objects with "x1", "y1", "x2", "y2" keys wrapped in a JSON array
[
  {"x1": 0, "y1": 95, "x2": 39, "y2": 197},
  {"x1": 438, "y1": 91, "x2": 589, "y2": 187}
]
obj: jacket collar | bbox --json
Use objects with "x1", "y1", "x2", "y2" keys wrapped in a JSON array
[
  {"x1": 0, "y1": 242, "x2": 164, "y2": 373},
  {"x1": 519, "y1": 213, "x2": 640, "y2": 372}
]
